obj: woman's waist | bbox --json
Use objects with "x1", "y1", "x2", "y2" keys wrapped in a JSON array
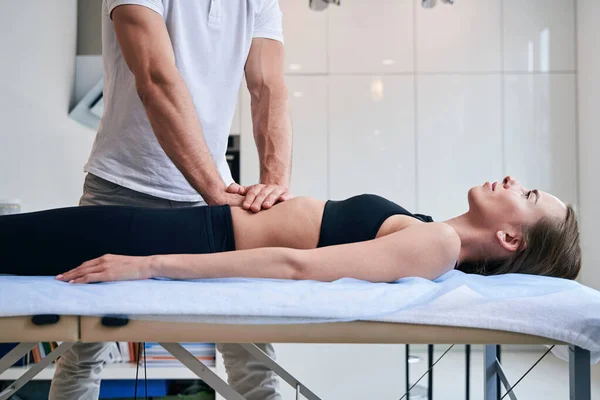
[{"x1": 230, "y1": 197, "x2": 326, "y2": 250}]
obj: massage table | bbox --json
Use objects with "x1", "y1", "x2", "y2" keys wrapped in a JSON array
[{"x1": 1, "y1": 271, "x2": 599, "y2": 400}]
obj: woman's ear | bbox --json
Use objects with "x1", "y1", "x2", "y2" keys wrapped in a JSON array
[{"x1": 496, "y1": 230, "x2": 521, "y2": 252}]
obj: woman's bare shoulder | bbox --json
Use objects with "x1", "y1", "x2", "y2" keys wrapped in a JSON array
[{"x1": 387, "y1": 222, "x2": 461, "y2": 277}]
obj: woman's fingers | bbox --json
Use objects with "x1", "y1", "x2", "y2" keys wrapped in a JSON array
[
  {"x1": 57, "y1": 254, "x2": 151, "y2": 283},
  {"x1": 60, "y1": 265, "x2": 104, "y2": 282},
  {"x1": 57, "y1": 255, "x2": 109, "y2": 281},
  {"x1": 71, "y1": 272, "x2": 105, "y2": 284}
]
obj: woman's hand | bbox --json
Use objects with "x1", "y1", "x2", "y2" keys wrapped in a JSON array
[{"x1": 55, "y1": 254, "x2": 155, "y2": 284}]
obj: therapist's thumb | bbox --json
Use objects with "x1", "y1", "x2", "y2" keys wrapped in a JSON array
[{"x1": 226, "y1": 183, "x2": 246, "y2": 195}]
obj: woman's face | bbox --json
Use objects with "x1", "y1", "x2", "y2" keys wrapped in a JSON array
[{"x1": 467, "y1": 176, "x2": 567, "y2": 231}]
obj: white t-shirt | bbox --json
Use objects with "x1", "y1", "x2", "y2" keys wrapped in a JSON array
[{"x1": 85, "y1": 0, "x2": 284, "y2": 202}]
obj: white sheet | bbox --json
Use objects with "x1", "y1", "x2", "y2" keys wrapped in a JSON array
[{"x1": 1, "y1": 270, "x2": 599, "y2": 363}]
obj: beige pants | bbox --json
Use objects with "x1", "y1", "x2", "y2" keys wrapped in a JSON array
[{"x1": 48, "y1": 173, "x2": 282, "y2": 400}]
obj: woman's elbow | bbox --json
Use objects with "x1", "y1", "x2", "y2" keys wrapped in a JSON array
[{"x1": 288, "y1": 250, "x2": 310, "y2": 280}]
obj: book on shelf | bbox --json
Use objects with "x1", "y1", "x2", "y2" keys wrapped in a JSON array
[
  {"x1": 0, "y1": 342, "x2": 216, "y2": 368},
  {"x1": 0, "y1": 342, "x2": 59, "y2": 367},
  {"x1": 139, "y1": 342, "x2": 216, "y2": 368}
]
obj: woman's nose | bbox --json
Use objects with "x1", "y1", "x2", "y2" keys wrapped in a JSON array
[{"x1": 503, "y1": 176, "x2": 515, "y2": 188}]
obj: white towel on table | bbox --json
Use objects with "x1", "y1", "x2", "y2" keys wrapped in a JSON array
[{"x1": 1, "y1": 270, "x2": 598, "y2": 363}]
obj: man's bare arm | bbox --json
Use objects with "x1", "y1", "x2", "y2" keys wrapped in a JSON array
[
  {"x1": 111, "y1": 5, "x2": 238, "y2": 205},
  {"x1": 237, "y1": 37, "x2": 292, "y2": 211}
]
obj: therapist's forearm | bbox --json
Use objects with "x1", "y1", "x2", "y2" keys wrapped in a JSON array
[
  {"x1": 137, "y1": 77, "x2": 226, "y2": 205},
  {"x1": 150, "y1": 248, "x2": 301, "y2": 280},
  {"x1": 250, "y1": 83, "x2": 292, "y2": 187}
]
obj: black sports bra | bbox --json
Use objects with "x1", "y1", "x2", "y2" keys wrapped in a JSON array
[{"x1": 317, "y1": 194, "x2": 434, "y2": 248}]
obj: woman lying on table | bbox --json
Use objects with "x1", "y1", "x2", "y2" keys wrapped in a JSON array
[{"x1": 0, "y1": 176, "x2": 580, "y2": 284}]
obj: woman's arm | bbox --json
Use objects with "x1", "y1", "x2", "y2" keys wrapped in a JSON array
[
  {"x1": 293, "y1": 222, "x2": 460, "y2": 282},
  {"x1": 57, "y1": 222, "x2": 460, "y2": 284}
]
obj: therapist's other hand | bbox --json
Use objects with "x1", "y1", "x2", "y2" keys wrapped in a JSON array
[
  {"x1": 227, "y1": 183, "x2": 292, "y2": 212},
  {"x1": 223, "y1": 192, "x2": 245, "y2": 208},
  {"x1": 205, "y1": 190, "x2": 245, "y2": 207},
  {"x1": 55, "y1": 254, "x2": 153, "y2": 284}
]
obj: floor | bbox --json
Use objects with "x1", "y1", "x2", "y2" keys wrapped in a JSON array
[{"x1": 271, "y1": 344, "x2": 600, "y2": 399}]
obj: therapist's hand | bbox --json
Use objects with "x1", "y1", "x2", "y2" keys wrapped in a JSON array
[
  {"x1": 55, "y1": 254, "x2": 154, "y2": 284},
  {"x1": 227, "y1": 183, "x2": 292, "y2": 212},
  {"x1": 223, "y1": 192, "x2": 246, "y2": 208}
]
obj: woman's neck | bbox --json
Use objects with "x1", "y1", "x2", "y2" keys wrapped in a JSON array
[{"x1": 444, "y1": 213, "x2": 493, "y2": 265}]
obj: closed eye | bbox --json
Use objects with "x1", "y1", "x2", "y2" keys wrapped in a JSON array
[{"x1": 525, "y1": 189, "x2": 540, "y2": 204}]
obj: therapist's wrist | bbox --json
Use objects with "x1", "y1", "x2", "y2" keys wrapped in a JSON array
[{"x1": 201, "y1": 184, "x2": 229, "y2": 206}]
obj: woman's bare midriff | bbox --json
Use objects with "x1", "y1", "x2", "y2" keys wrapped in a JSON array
[{"x1": 229, "y1": 196, "x2": 423, "y2": 250}]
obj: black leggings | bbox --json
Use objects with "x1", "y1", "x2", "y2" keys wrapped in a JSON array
[{"x1": 0, "y1": 205, "x2": 235, "y2": 276}]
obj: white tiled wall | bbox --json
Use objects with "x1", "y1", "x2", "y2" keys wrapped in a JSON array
[
  {"x1": 577, "y1": 0, "x2": 600, "y2": 291},
  {"x1": 503, "y1": 0, "x2": 576, "y2": 72},
  {"x1": 415, "y1": 0, "x2": 502, "y2": 72},
  {"x1": 0, "y1": 0, "x2": 94, "y2": 212},
  {"x1": 329, "y1": 75, "x2": 416, "y2": 208},
  {"x1": 279, "y1": 0, "x2": 328, "y2": 74},
  {"x1": 240, "y1": 76, "x2": 330, "y2": 200},
  {"x1": 503, "y1": 74, "x2": 578, "y2": 206},
  {"x1": 284, "y1": 76, "x2": 329, "y2": 199},
  {"x1": 240, "y1": 0, "x2": 578, "y2": 224},
  {"x1": 328, "y1": 0, "x2": 414, "y2": 74},
  {"x1": 417, "y1": 75, "x2": 503, "y2": 220}
]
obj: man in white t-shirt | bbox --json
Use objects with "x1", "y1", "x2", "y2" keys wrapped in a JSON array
[{"x1": 49, "y1": 1, "x2": 291, "y2": 399}]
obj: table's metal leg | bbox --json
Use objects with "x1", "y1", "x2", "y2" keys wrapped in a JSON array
[
  {"x1": 465, "y1": 344, "x2": 471, "y2": 400},
  {"x1": 484, "y1": 345, "x2": 498, "y2": 400},
  {"x1": 240, "y1": 344, "x2": 322, "y2": 400},
  {"x1": 496, "y1": 345, "x2": 502, "y2": 400},
  {"x1": 569, "y1": 345, "x2": 591, "y2": 400},
  {"x1": 495, "y1": 360, "x2": 518, "y2": 400},
  {"x1": 405, "y1": 344, "x2": 410, "y2": 396},
  {"x1": 0, "y1": 342, "x2": 75, "y2": 400},
  {"x1": 0, "y1": 343, "x2": 37, "y2": 375},
  {"x1": 159, "y1": 342, "x2": 246, "y2": 400},
  {"x1": 428, "y1": 344, "x2": 434, "y2": 400}
]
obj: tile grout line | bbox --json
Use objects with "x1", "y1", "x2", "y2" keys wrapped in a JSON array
[
  {"x1": 413, "y1": 0, "x2": 419, "y2": 213},
  {"x1": 500, "y1": 0, "x2": 507, "y2": 180},
  {"x1": 573, "y1": 0, "x2": 582, "y2": 210}
]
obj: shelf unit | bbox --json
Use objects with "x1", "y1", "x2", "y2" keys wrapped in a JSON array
[{"x1": 0, "y1": 362, "x2": 216, "y2": 381}]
